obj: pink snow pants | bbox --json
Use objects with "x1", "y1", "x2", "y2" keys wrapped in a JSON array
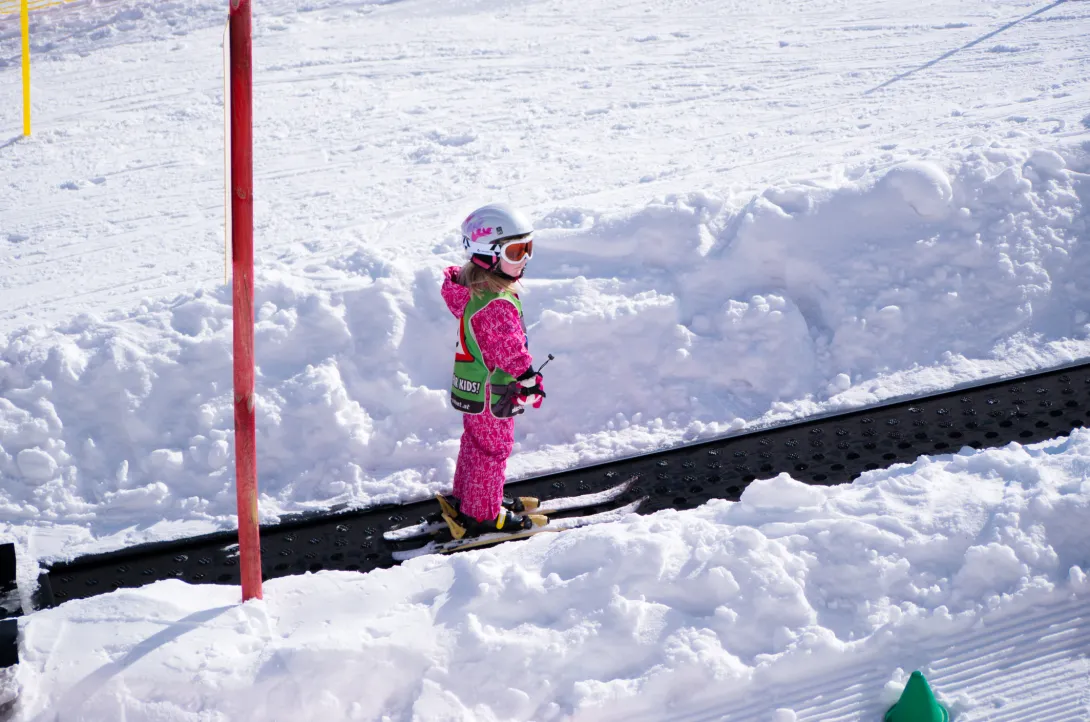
[{"x1": 452, "y1": 411, "x2": 515, "y2": 521}]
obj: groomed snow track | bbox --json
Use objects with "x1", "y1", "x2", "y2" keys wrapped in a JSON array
[{"x1": 35, "y1": 360, "x2": 1090, "y2": 609}]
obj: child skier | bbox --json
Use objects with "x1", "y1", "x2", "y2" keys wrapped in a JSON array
[{"x1": 439, "y1": 203, "x2": 547, "y2": 538}]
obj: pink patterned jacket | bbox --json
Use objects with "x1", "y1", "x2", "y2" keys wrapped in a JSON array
[{"x1": 442, "y1": 266, "x2": 533, "y2": 378}]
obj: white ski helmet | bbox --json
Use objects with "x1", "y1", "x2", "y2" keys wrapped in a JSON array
[{"x1": 461, "y1": 203, "x2": 534, "y2": 273}]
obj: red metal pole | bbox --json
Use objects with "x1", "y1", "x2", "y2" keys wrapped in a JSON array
[{"x1": 229, "y1": 0, "x2": 262, "y2": 602}]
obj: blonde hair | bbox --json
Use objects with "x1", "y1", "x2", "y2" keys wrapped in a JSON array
[{"x1": 459, "y1": 261, "x2": 517, "y2": 296}]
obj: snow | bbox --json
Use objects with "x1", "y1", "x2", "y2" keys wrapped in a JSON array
[
  {"x1": 0, "y1": 0, "x2": 1088, "y2": 718},
  {"x1": 11, "y1": 432, "x2": 1090, "y2": 720},
  {"x1": 5, "y1": 140, "x2": 1089, "y2": 559}
]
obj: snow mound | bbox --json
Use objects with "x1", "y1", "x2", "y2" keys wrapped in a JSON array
[
  {"x1": 877, "y1": 161, "x2": 953, "y2": 219},
  {"x1": 0, "y1": 143, "x2": 1087, "y2": 557}
]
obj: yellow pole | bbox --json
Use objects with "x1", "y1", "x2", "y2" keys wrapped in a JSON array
[{"x1": 21, "y1": 0, "x2": 31, "y2": 135}]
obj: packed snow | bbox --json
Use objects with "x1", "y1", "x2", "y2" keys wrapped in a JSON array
[{"x1": 0, "y1": 0, "x2": 1089, "y2": 719}]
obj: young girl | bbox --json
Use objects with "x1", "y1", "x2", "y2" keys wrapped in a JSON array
[{"x1": 439, "y1": 203, "x2": 546, "y2": 538}]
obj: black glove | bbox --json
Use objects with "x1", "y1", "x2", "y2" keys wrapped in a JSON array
[{"x1": 515, "y1": 366, "x2": 545, "y2": 409}]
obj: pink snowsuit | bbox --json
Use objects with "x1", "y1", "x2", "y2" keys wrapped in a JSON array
[{"x1": 442, "y1": 266, "x2": 533, "y2": 522}]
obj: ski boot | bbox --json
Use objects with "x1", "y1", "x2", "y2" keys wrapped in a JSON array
[
  {"x1": 442, "y1": 507, "x2": 547, "y2": 541},
  {"x1": 435, "y1": 492, "x2": 539, "y2": 522}
]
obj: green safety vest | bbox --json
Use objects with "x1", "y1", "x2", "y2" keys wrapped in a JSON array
[{"x1": 451, "y1": 290, "x2": 524, "y2": 417}]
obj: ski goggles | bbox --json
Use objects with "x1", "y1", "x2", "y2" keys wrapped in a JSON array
[{"x1": 500, "y1": 237, "x2": 533, "y2": 264}]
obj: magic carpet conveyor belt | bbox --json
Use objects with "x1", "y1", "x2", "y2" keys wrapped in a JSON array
[{"x1": 38, "y1": 360, "x2": 1090, "y2": 608}]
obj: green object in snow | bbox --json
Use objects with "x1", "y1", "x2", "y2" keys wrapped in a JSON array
[{"x1": 884, "y1": 671, "x2": 949, "y2": 722}]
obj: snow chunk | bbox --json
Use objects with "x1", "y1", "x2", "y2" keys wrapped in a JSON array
[
  {"x1": 878, "y1": 162, "x2": 953, "y2": 219},
  {"x1": 103, "y1": 482, "x2": 171, "y2": 512},
  {"x1": 1025, "y1": 149, "x2": 1066, "y2": 179},
  {"x1": 16, "y1": 447, "x2": 58, "y2": 483},
  {"x1": 738, "y1": 474, "x2": 826, "y2": 512},
  {"x1": 148, "y1": 449, "x2": 185, "y2": 474},
  {"x1": 827, "y1": 373, "x2": 852, "y2": 395},
  {"x1": 953, "y1": 543, "x2": 1028, "y2": 599},
  {"x1": 207, "y1": 440, "x2": 230, "y2": 470}
]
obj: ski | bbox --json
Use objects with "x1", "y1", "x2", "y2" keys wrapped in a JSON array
[
  {"x1": 383, "y1": 476, "x2": 637, "y2": 542},
  {"x1": 382, "y1": 519, "x2": 445, "y2": 543},
  {"x1": 392, "y1": 497, "x2": 646, "y2": 560}
]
